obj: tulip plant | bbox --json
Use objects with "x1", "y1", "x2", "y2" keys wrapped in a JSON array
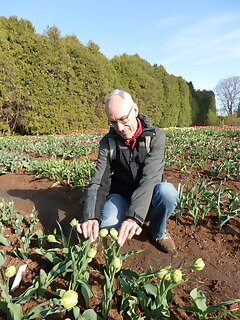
[
  {"x1": 100, "y1": 228, "x2": 143, "y2": 319},
  {"x1": 118, "y1": 258, "x2": 207, "y2": 319},
  {"x1": 0, "y1": 223, "x2": 10, "y2": 247},
  {"x1": 177, "y1": 287, "x2": 240, "y2": 319},
  {"x1": 14, "y1": 209, "x2": 39, "y2": 260},
  {"x1": 0, "y1": 260, "x2": 64, "y2": 319},
  {"x1": 0, "y1": 198, "x2": 15, "y2": 226},
  {"x1": 175, "y1": 178, "x2": 239, "y2": 228}
]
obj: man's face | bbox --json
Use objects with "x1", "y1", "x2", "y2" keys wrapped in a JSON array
[{"x1": 106, "y1": 95, "x2": 138, "y2": 139}]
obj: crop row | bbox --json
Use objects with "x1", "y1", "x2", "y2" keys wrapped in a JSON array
[
  {"x1": 0, "y1": 131, "x2": 105, "y2": 159},
  {"x1": 0, "y1": 151, "x2": 95, "y2": 189},
  {"x1": 0, "y1": 128, "x2": 239, "y2": 160},
  {"x1": 177, "y1": 178, "x2": 239, "y2": 228},
  {"x1": 0, "y1": 127, "x2": 239, "y2": 181}
]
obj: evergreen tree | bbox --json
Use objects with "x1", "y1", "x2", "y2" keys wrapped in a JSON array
[{"x1": 0, "y1": 16, "x2": 217, "y2": 134}]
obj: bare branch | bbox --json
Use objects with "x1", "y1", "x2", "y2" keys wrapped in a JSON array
[{"x1": 214, "y1": 76, "x2": 240, "y2": 115}]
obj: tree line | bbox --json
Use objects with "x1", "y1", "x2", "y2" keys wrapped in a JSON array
[{"x1": 0, "y1": 16, "x2": 220, "y2": 135}]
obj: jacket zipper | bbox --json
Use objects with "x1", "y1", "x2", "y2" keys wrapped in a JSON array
[{"x1": 129, "y1": 150, "x2": 133, "y2": 162}]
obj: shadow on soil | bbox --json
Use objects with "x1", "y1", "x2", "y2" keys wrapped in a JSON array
[{"x1": 7, "y1": 186, "x2": 87, "y2": 234}]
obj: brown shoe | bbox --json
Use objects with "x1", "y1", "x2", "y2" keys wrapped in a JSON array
[{"x1": 155, "y1": 230, "x2": 175, "y2": 253}]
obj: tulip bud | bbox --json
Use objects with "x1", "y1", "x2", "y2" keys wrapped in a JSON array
[
  {"x1": 112, "y1": 257, "x2": 122, "y2": 272},
  {"x1": 61, "y1": 290, "x2": 78, "y2": 310},
  {"x1": 165, "y1": 273, "x2": 171, "y2": 281},
  {"x1": 70, "y1": 218, "x2": 79, "y2": 227},
  {"x1": 99, "y1": 228, "x2": 108, "y2": 238},
  {"x1": 192, "y1": 258, "x2": 205, "y2": 271},
  {"x1": 109, "y1": 228, "x2": 118, "y2": 240},
  {"x1": 171, "y1": 269, "x2": 182, "y2": 283},
  {"x1": 87, "y1": 248, "x2": 97, "y2": 259},
  {"x1": 86, "y1": 257, "x2": 92, "y2": 263},
  {"x1": 47, "y1": 234, "x2": 60, "y2": 244},
  {"x1": 127, "y1": 296, "x2": 139, "y2": 304},
  {"x1": 5, "y1": 265, "x2": 16, "y2": 278},
  {"x1": 157, "y1": 268, "x2": 169, "y2": 279}
]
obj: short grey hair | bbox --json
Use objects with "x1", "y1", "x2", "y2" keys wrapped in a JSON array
[{"x1": 105, "y1": 89, "x2": 134, "y2": 106}]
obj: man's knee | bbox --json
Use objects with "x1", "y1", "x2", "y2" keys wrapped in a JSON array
[{"x1": 153, "y1": 182, "x2": 178, "y2": 204}]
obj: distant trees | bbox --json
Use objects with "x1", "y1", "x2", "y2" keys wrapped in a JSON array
[
  {"x1": 111, "y1": 54, "x2": 192, "y2": 128},
  {"x1": 214, "y1": 76, "x2": 240, "y2": 115},
  {"x1": 0, "y1": 16, "x2": 219, "y2": 134},
  {"x1": 195, "y1": 90, "x2": 219, "y2": 125},
  {"x1": 187, "y1": 83, "x2": 219, "y2": 126}
]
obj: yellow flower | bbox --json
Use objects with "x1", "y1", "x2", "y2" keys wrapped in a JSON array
[
  {"x1": 99, "y1": 228, "x2": 108, "y2": 238},
  {"x1": 61, "y1": 290, "x2": 78, "y2": 310},
  {"x1": 192, "y1": 258, "x2": 205, "y2": 271},
  {"x1": 171, "y1": 269, "x2": 183, "y2": 283},
  {"x1": 5, "y1": 265, "x2": 16, "y2": 278},
  {"x1": 109, "y1": 228, "x2": 118, "y2": 240}
]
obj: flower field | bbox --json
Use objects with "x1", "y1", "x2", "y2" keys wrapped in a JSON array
[{"x1": 0, "y1": 126, "x2": 239, "y2": 319}]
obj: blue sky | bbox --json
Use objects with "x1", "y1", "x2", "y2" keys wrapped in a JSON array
[{"x1": 1, "y1": 0, "x2": 240, "y2": 92}]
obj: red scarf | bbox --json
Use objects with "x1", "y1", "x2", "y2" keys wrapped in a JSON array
[{"x1": 125, "y1": 118, "x2": 142, "y2": 149}]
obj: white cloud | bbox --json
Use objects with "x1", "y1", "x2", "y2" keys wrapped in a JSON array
[{"x1": 159, "y1": 12, "x2": 240, "y2": 67}]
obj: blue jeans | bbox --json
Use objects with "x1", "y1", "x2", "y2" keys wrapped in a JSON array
[{"x1": 100, "y1": 182, "x2": 178, "y2": 240}]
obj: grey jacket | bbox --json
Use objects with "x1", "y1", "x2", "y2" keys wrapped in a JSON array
[{"x1": 81, "y1": 114, "x2": 166, "y2": 225}]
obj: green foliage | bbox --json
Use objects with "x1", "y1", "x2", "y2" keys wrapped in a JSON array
[
  {"x1": 195, "y1": 90, "x2": 217, "y2": 125},
  {"x1": 0, "y1": 16, "x2": 219, "y2": 133},
  {"x1": 187, "y1": 82, "x2": 218, "y2": 126},
  {"x1": 205, "y1": 109, "x2": 220, "y2": 126},
  {"x1": 222, "y1": 115, "x2": 240, "y2": 126},
  {"x1": 177, "y1": 288, "x2": 240, "y2": 320},
  {"x1": 111, "y1": 54, "x2": 192, "y2": 128}
]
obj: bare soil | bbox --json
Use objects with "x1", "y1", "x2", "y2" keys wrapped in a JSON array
[{"x1": 0, "y1": 165, "x2": 239, "y2": 319}]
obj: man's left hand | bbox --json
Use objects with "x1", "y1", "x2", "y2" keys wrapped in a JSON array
[{"x1": 117, "y1": 218, "x2": 142, "y2": 246}]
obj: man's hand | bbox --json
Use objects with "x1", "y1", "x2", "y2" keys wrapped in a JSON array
[
  {"x1": 117, "y1": 218, "x2": 142, "y2": 246},
  {"x1": 77, "y1": 219, "x2": 99, "y2": 242}
]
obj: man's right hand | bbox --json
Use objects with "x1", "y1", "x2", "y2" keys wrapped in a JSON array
[{"x1": 77, "y1": 219, "x2": 99, "y2": 242}]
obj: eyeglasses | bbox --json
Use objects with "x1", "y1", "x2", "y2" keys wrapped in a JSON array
[{"x1": 108, "y1": 105, "x2": 134, "y2": 126}]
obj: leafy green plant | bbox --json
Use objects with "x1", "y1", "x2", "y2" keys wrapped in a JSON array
[
  {"x1": 100, "y1": 228, "x2": 143, "y2": 319},
  {"x1": 0, "y1": 151, "x2": 31, "y2": 173},
  {"x1": 0, "y1": 223, "x2": 11, "y2": 246},
  {"x1": 118, "y1": 258, "x2": 205, "y2": 319},
  {"x1": 218, "y1": 190, "x2": 240, "y2": 229},
  {"x1": 0, "y1": 262, "x2": 63, "y2": 320},
  {"x1": 28, "y1": 157, "x2": 95, "y2": 188},
  {"x1": 177, "y1": 287, "x2": 240, "y2": 320},
  {"x1": 0, "y1": 198, "x2": 15, "y2": 226},
  {"x1": 34, "y1": 220, "x2": 94, "y2": 305},
  {"x1": 13, "y1": 209, "x2": 39, "y2": 260}
]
